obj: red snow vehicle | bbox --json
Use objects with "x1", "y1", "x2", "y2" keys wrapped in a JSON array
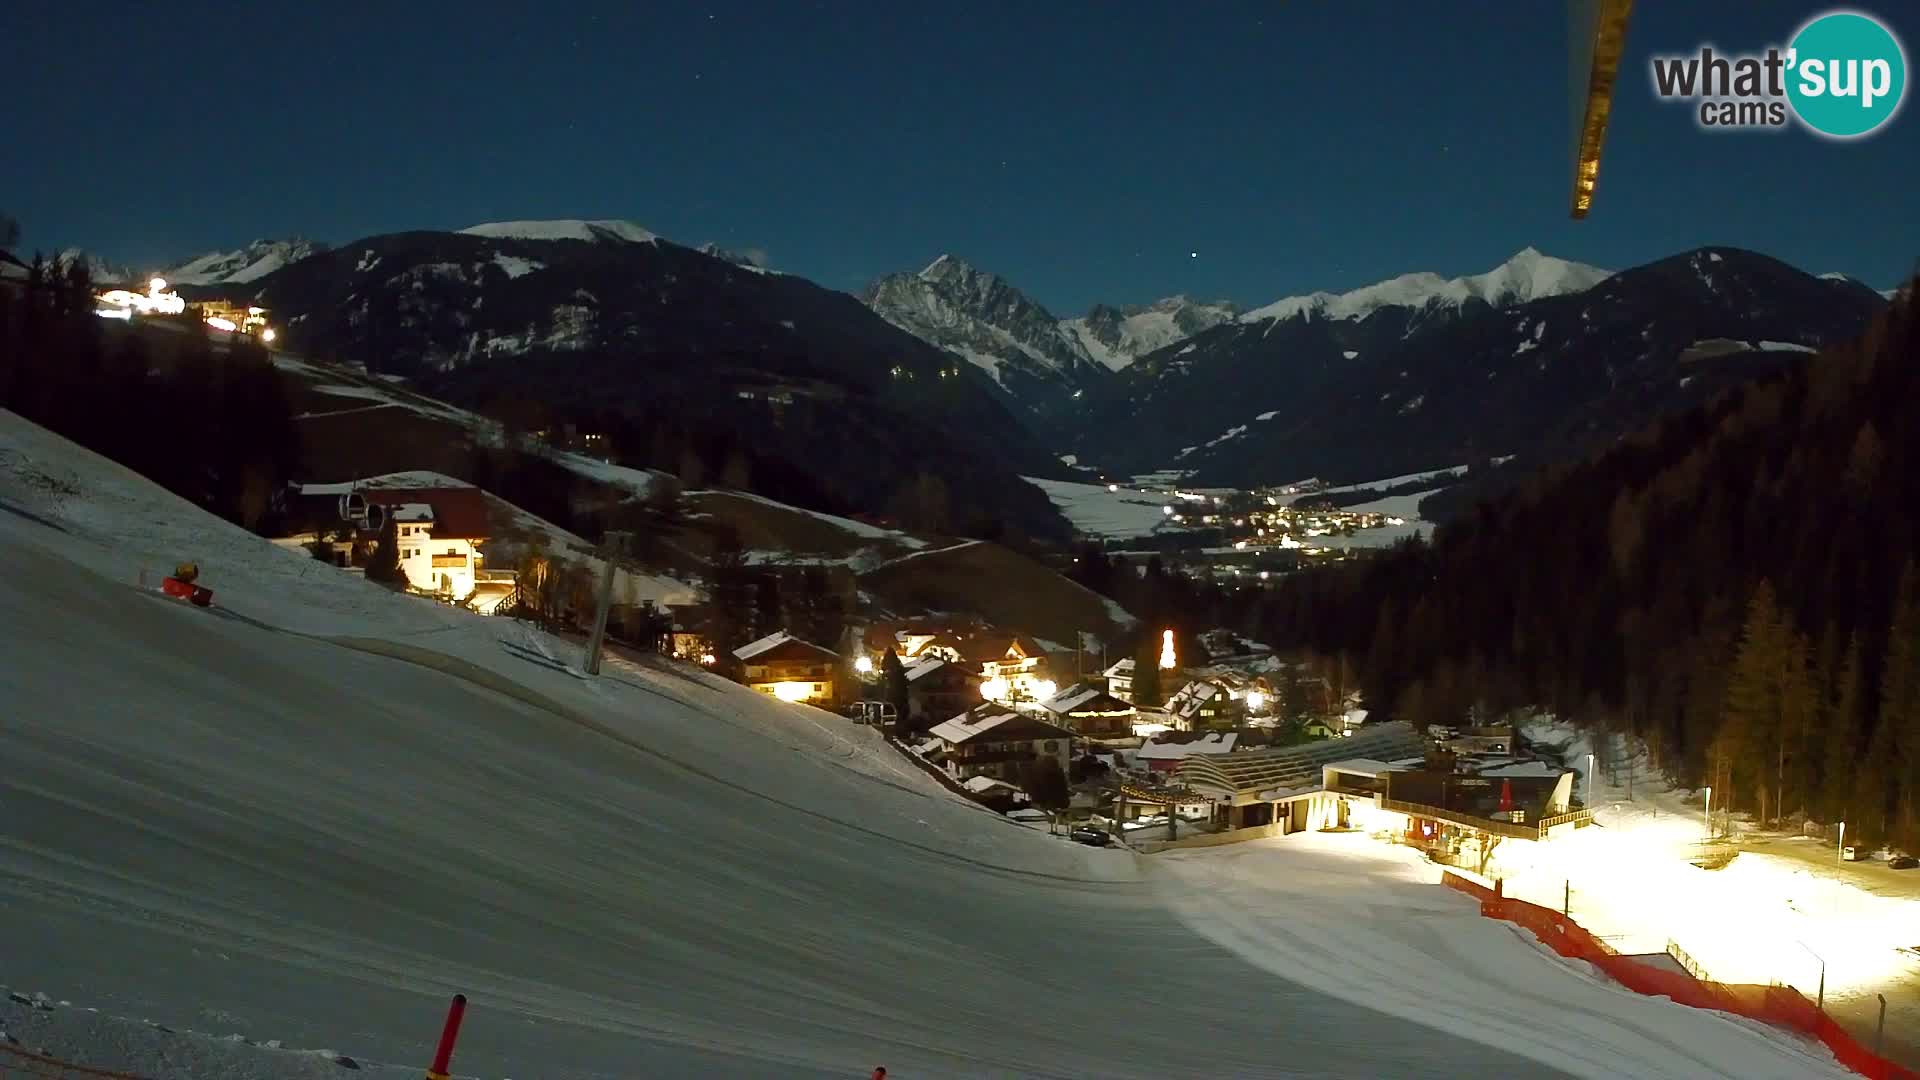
[{"x1": 160, "y1": 562, "x2": 214, "y2": 607}]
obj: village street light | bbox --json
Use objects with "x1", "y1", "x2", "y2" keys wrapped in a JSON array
[
  {"x1": 1838, "y1": 821, "x2": 1847, "y2": 863},
  {"x1": 1703, "y1": 785, "x2": 1713, "y2": 839},
  {"x1": 1586, "y1": 753, "x2": 1595, "y2": 808},
  {"x1": 854, "y1": 655, "x2": 873, "y2": 674}
]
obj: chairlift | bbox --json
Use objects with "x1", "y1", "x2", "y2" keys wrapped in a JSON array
[{"x1": 340, "y1": 489, "x2": 371, "y2": 527}]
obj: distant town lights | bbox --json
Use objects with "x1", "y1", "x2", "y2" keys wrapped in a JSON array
[
  {"x1": 1032, "y1": 679, "x2": 1057, "y2": 702},
  {"x1": 1159, "y1": 629, "x2": 1176, "y2": 669},
  {"x1": 261, "y1": 328, "x2": 277, "y2": 343},
  {"x1": 771, "y1": 681, "x2": 811, "y2": 702},
  {"x1": 981, "y1": 676, "x2": 1010, "y2": 701},
  {"x1": 1161, "y1": 505, "x2": 1174, "y2": 516},
  {"x1": 854, "y1": 655, "x2": 874, "y2": 674},
  {"x1": 1246, "y1": 690, "x2": 1266, "y2": 711}
]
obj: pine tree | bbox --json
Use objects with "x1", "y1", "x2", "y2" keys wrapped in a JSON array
[
  {"x1": 364, "y1": 513, "x2": 403, "y2": 587},
  {"x1": 881, "y1": 649, "x2": 910, "y2": 732},
  {"x1": 1821, "y1": 634, "x2": 1869, "y2": 824},
  {"x1": 1029, "y1": 757, "x2": 1070, "y2": 810},
  {"x1": 1882, "y1": 563, "x2": 1920, "y2": 845},
  {"x1": 1721, "y1": 580, "x2": 1798, "y2": 821},
  {"x1": 1132, "y1": 634, "x2": 1163, "y2": 707}
]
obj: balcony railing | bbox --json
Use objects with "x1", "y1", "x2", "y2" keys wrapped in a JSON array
[{"x1": 431, "y1": 554, "x2": 469, "y2": 568}]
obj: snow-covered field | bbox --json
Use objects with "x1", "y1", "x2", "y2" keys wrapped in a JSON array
[
  {"x1": 1, "y1": 411, "x2": 1570, "y2": 1078},
  {"x1": 0, "y1": 411, "x2": 1860, "y2": 1078},
  {"x1": 1501, "y1": 719, "x2": 1920, "y2": 1064},
  {"x1": 1155, "y1": 833, "x2": 1850, "y2": 1080},
  {"x1": 1021, "y1": 476, "x2": 1175, "y2": 539}
]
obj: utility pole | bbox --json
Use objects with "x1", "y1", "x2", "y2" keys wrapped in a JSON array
[{"x1": 584, "y1": 531, "x2": 631, "y2": 676}]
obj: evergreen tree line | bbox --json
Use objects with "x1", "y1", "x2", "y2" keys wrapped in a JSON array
[
  {"x1": 1243, "y1": 281, "x2": 1920, "y2": 844},
  {"x1": 701, "y1": 523, "x2": 848, "y2": 673},
  {"x1": 0, "y1": 253, "x2": 301, "y2": 533}
]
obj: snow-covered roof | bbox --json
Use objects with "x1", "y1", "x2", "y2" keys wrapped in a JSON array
[
  {"x1": 1322, "y1": 758, "x2": 1401, "y2": 779},
  {"x1": 1103, "y1": 657, "x2": 1136, "y2": 678},
  {"x1": 904, "y1": 656, "x2": 954, "y2": 682},
  {"x1": 1038, "y1": 682, "x2": 1131, "y2": 715},
  {"x1": 930, "y1": 707, "x2": 1074, "y2": 746},
  {"x1": 734, "y1": 631, "x2": 793, "y2": 661},
  {"x1": 1137, "y1": 733, "x2": 1238, "y2": 761},
  {"x1": 390, "y1": 502, "x2": 434, "y2": 523},
  {"x1": 1166, "y1": 679, "x2": 1227, "y2": 719},
  {"x1": 962, "y1": 774, "x2": 1023, "y2": 796}
]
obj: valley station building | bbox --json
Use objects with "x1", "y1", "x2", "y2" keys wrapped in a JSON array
[{"x1": 1171, "y1": 722, "x2": 1589, "y2": 871}]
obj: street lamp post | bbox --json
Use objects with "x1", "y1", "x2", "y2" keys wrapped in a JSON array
[
  {"x1": 1586, "y1": 753, "x2": 1595, "y2": 808},
  {"x1": 1703, "y1": 785, "x2": 1713, "y2": 840},
  {"x1": 1839, "y1": 821, "x2": 1847, "y2": 863}
]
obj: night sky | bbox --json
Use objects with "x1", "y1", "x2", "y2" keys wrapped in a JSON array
[{"x1": 7, "y1": 2, "x2": 1915, "y2": 312}]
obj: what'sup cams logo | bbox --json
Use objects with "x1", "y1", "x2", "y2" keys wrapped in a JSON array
[{"x1": 1650, "y1": 9, "x2": 1907, "y2": 138}]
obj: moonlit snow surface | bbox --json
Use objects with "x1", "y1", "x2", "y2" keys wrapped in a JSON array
[{"x1": 0, "y1": 413, "x2": 1842, "y2": 1078}]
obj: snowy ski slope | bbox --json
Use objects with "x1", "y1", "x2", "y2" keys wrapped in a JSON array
[{"x1": 0, "y1": 413, "x2": 1851, "y2": 1078}]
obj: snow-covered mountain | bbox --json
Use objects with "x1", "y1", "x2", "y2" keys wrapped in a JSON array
[
  {"x1": 242, "y1": 226, "x2": 1074, "y2": 541},
  {"x1": 1239, "y1": 248, "x2": 1612, "y2": 326},
  {"x1": 53, "y1": 248, "x2": 136, "y2": 285},
  {"x1": 165, "y1": 238, "x2": 327, "y2": 285},
  {"x1": 861, "y1": 255, "x2": 1109, "y2": 412},
  {"x1": 1069, "y1": 246, "x2": 1888, "y2": 490},
  {"x1": 1063, "y1": 296, "x2": 1241, "y2": 370},
  {"x1": 457, "y1": 219, "x2": 658, "y2": 244}
]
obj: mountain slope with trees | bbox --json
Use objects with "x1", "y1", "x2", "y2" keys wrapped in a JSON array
[
  {"x1": 1070, "y1": 248, "x2": 1886, "y2": 494},
  {"x1": 1247, "y1": 279, "x2": 1920, "y2": 843},
  {"x1": 246, "y1": 226, "x2": 1071, "y2": 543}
]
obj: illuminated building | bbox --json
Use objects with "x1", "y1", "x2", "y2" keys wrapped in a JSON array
[{"x1": 733, "y1": 631, "x2": 842, "y2": 705}]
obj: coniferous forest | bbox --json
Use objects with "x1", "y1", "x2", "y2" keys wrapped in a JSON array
[
  {"x1": 0, "y1": 256, "x2": 303, "y2": 533},
  {"x1": 1248, "y1": 280, "x2": 1920, "y2": 843}
]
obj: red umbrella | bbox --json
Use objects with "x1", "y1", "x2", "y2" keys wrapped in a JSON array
[{"x1": 1499, "y1": 778, "x2": 1514, "y2": 813}]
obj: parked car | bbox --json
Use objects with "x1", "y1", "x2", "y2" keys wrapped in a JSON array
[
  {"x1": 1890, "y1": 855, "x2": 1917, "y2": 870},
  {"x1": 1069, "y1": 826, "x2": 1113, "y2": 847}
]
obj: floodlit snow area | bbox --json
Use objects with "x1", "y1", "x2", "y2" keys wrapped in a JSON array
[
  {"x1": 1153, "y1": 833, "x2": 1851, "y2": 1080},
  {"x1": 1021, "y1": 476, "x2": 1176, "y2": 539},
  {"x1": 1497, "y1": 718, "x2": 1920, "y2": 1059},
  {"x1": 4, "y1": 414, "x2": 1579, "y2": 1077}
]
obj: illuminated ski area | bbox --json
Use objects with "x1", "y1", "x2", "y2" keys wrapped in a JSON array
[{"x1": 0, "y1": 413, "x2": 1852, "y2": 1078}]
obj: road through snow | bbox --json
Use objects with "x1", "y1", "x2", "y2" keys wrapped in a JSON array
[{"x1": 0, "y1": 413, "x2": 1850, "y2": 1078}]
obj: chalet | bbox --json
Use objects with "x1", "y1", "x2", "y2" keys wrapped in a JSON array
[
  {"x1": 1103, "y1": 657, "x2": 1136, "y2": 703},
  {"x1": 1035, "y1": 682, "x2": 1135, "y2": 740},
  {"x1": 1166, "y1": 678, "x2": 1243, "y2": 731},
  {"x1": 902, "y1": 657, "x2": 985, "y2": 724},
  {"x1": 278, "y1": 483, "x2": 501, "y2": 607},
  {"x1": 980, "y1": 635, "x2": 1056, "y2": 702},
  {"x1": 928, "y1": 705, "x2": 1075, "y2": 787},
  {"x1": 734, "y1": 631, "x2": 842, "y2": 705}
]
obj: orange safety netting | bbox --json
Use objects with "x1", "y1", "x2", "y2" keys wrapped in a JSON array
[{"x1": 1443, "y1": 873, "x2": 1917, "y2": 1080}]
